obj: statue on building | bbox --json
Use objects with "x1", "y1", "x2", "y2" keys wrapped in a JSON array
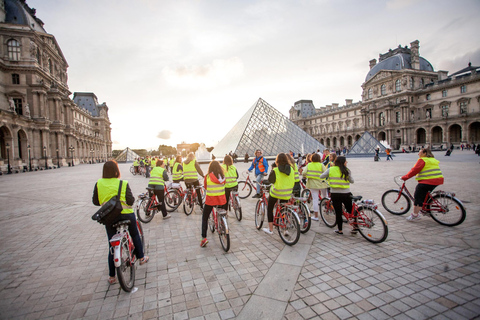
[
  {"x1": 24, "y1": 103, "x2": 31, "y2": 118},
  {"x1": 8, "y1": 98, "x2": 16, "y2": 113}
]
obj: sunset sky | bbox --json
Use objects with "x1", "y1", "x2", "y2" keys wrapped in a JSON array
[{"x1": 28, "y1": 0, "x2": 480, "y2": 151}]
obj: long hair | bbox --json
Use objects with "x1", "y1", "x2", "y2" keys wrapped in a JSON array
[
  {"x1": 186, "y1": 152, "x2": 195, "y2": 162},
  {"x1": 329, "y1": 153, "x2": 337, "y2": 164},
  {"x1": 421, "y1": 148, "x2": 435, "y2": 158},
  {"x1": 275, "y1": 153, "x2": 290, "y2": 167},
  {"x1": 102, "y1": 160, "x2": 120, "y2": 179},
  {"x1": 175, "y1": 155, "x2": 182, "y2": 163},
  {"x1": 286, "y1": 154, "x2": 295, "y2": 167},
  {"x1": 223, "y1": 155, "x2": 233, "y2": 170},
  {"x1": 311, "y1": 153, "x2": 321, "y2": 163},
  {"x1": 334, "y1": 156, "x2": 349, "y2": 181},
  {"x1": 208, "y1": 160, "x2": 225, "y2": 179}
]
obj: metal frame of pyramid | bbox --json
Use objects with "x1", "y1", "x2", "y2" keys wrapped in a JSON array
[
  {"x1": 213, "y1": 98, "x2": 325, "y2": 158},
  {"x1": 347, "y1": 131, "x2": 387, "y2": 157},
  {"x1": 115, "y1": 147, "x2": 140, "y2": 163}
]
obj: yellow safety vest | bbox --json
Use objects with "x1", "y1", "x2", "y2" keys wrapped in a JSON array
[
  {"x1": 305, "y1": 162, "x2": 324, "y2": 180},
  {"x1": 169, "y1": 158, "x2": 175, "y2": 167},
  {"x1": 172, "y1": 162, "x2": 183, "y2": 180},
  {"x1": 183, "y1": 160, "x2": 198, "y2": 180},
  {"x1": 206, "y1": 174, "x2": 225, "y2": 197},
  {"x1": 293, "y1": 163, "x2": 300, "y2": 182},
  {"x1": 149, "y1": 167, "x2": 165, "y2": 186},
  {"x1": 222, "y1": 164, "x2": 238, "y2": 188},
  {"x1": 416, "y1": 158, "x2": 444, "y2": 181},
  {"x1": 133, "y1": 160, "x2": 139, "y2": 166},
  {"x1": 328, "y1": 166, "x2": 350, "y2": 189},
  {"x1": 269, "y1": 167, "x2": 294, "y2": 200},
  {"x1": 97, "y1": 178, "x2": 133, "y2": 214}
]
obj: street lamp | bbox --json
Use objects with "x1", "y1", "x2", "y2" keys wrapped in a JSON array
[
  {"x1": 43, "y1": 146, "x2": 47, "y2": 170},
  {"x1": 90, "y1": 148, "x2": 94, "y2": 164},
  {"x1": 56, "y1": 148, "x2": 60, "y2": 168},
  {"x1": 69, "y1": 145, "x2": 75, "y2": 166},
  {"x1": 27, "y1": 145, "x2": 32, "y2": 171},
  {"x1": 6, "y1": 143, "x2": 12, "y2": 174}
]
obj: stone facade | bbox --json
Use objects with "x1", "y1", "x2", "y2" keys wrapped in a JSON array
[
  {"x1": 290, "y1": 40, "x2": 480, "y2": 151},
  {"x1": 0, "y1": 0, "x2": 112, "y2": 172}
]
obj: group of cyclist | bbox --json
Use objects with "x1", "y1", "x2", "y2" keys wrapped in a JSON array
[{"x1": 93, "y1": 146, "x2": 444, "y2": 284}]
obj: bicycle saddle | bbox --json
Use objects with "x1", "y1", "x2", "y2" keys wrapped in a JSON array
[
  {"x1": 113, "y1": 220, "x2": 131, "y2": 228},
  {"x1": 352, "y1": 195, "x2": 362, "y2": 201}
]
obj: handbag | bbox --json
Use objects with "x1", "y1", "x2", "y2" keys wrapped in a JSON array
[{"x1": 91, "y1": 180, "x2": 123, "y2": 225}]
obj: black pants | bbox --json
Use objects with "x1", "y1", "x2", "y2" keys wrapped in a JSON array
[
  {"x1": 267, "y1": 196, "x2": 287, "y2": 223},
  {"x1": 185, "y1": 180, "x2": 203, "y2": 209},
  {"x1": 223, "y1": 186, "x2": 238, "y2": 210},
  {"x1": 414, "y1": 183, "x2": 437, "y2": 207},
  {"x1": 153, "y1": 189, "x2": 168, "y2": 217},
  {"x1": 331, "y1": 193, "x2": 352, "y2": 232}
]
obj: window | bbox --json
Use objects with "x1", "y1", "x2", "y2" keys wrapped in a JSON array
[
  {"x1": 381, "y1": 84, "x2": 386, "y2": 95},
  {"x1": 395, "y1": 79, "x2": 401, "y2": 92},
  {"x1": 426, "y1": 94, "x2": 431, "y2": 100},
  {"x1": 410, "y1": 77, "x2": 414, "y2": 89},
  {"x1": 460, "y1": 85, "x2": 466, "y2": 93},
  {"x1": 442, "y1": 90, "x2": 447, "y2": 97},
  {"x1": 12, "y1": 74, "x2": 19, "y2": 84},
  {"x1": 460, "y1": 101, "x2": 467, "y2": 114},
  {"x1": 378, "y1": 112, "x2": 385, "y2": 126},
  {"x1": 441, "y1": 105, "x2": 449, "y2": 117},
  {"x1": 48, "y1": 59, "x2": 53, "y2": 73},
  {"x1": 396, "y1": 111, "x2": 401, "y2": 123},
  {"x1": 368, "y1": 88, "x2": 373, "y2": 99},
  {"x1": 7, "y1": 39, "x2": 21, "y2": 61},
  {"x1": 13, "y1": 98, "x2": 23, "y2": 115},
  {"x1": 421, "y1": 78, "x2": 425, "y2": 87}
]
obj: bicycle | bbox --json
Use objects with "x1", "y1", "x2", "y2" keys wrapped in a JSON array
[
  {"x1": 228, "y1": 190, "x2": 242, "y2": 221},
  {"x1": 135, "y1": 187, "x2": 165, "y2": 223},
  {"x1": 299, "y1": 178, "x2": 326, "y2": 213},
  {"x1": 286, "y1": 196, "x2": 311, "y2": 233},
  {"x1": 108, "y1": 219, "x2": 145, "y2": 292},
  {"x1": 208, "y1": 206, "x2": 230, "y2": 252},
  {"x1": 319, "y1": 196, "x2": 388, "y2": 243},
  {"x1": 381, "y1": 176, "x2": 466, "y2": 226},
  {"x1": 237, "y1": 171, "x2": 268, "y2": 199},
  {"x1": 183, "y1": 184, "x2": 205, "y2": 215},
  {"x1": 130, "y1": 165, "x2": 139, "y2": 176},
  {"x1": 254, "y1": 182, "x2": 301, "y2": 245}
]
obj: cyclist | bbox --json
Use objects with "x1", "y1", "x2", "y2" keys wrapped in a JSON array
[
  {"x1": 401, "y1": 148, "x2": 444, "y2": 221},
  {"x1": 172, "y1": 155, "x2": 184, "y2": 184},
  {"x1": 183, "y1": 153, "x2": 205, "y2": 209},
  {"x1": 148, "y1": 159, "x2": 171, "y2": 219},
  {"x1": 200, "y1": 160, "x2": 226, "y2": 247},
  {"x1": 301, "y1": 153, "x2": 328, "y2": 221},
  {"x1": 319, "y1": 156, "x2": 355, "y2": 235},
  {"x1": 287, "y1": 154, "x2": 301, "y2": 197},
  {"x1": 133, "y1": 158, "x2": 140, "y2": 174},
  {"x1": 92, "y1": 160, "x2": 148, "y2": 285},
  {"x1": 248, "y1": 149, "x2": 269, "y2": 198},
  {"x1": 169, "y1": 156, "x2": 175, "y2": 174},
  {"x1": 221, "y1": 154, "x2": 239, "y2": 211},
  {"x1": 263, "y1": 153, "x2": 294, "y2": 235}
]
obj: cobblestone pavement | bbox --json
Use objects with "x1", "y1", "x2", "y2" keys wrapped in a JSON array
[{"x1": 0, "y1": 151, "x2": 479, "y2": 320}]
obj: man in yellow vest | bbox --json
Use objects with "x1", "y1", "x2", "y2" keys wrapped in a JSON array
[{"x1": 148, "y1": 159, "x2": 171, "y2": 219}]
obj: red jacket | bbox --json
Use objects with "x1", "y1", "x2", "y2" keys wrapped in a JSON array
[
  {"x1": 402, "y1": 159, "x2": 444, "y2": 185},
  {"x1": 204, "y1": 172, "x2": 226, "y2": 206}
]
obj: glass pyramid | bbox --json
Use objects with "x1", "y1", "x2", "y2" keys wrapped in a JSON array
[
  {"x1": 115, "y1": 147, "x2": 140, "y2": 163},
  {"x1": 212, "y1": 98, "x2": 325, "y2": 158},
  {"x1": 347, "y1": 131, "x2": 386, "y2": 157}
]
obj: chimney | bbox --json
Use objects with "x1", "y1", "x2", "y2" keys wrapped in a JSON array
[
  {"x1": 345, "y1": 99, "x2": 353, "y2": 106},
  {"x1": 410, "y1": 40, "x2": 420, "y2": 70},
  {"x1": 369, "y1": 59, "x2": 377, "y2": 70},
  {"x1": 438, "y1": 70, "x2": 448, "y2": 81},
  {"x1": 332, "y1": 103, "x2": 339, "y2": 109}
]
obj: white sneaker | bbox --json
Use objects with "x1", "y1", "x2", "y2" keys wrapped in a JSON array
[
  {"x1": 262, "y1": 228, "x2": 273, "y2": 235},
  {"x1": 311, "y1": 217, "x2": 319, "y2": 221},
  {"x1": 406, "y1": 214, "x2": 421, "y2": 221},
  {"x1": 163, "y1": 214, "x2": 171, "y2": 220}
]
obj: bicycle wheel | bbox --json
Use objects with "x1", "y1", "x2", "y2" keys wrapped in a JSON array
[
  {"x1": 428, "y1": 194, "x2": 466, "y2": 226},
  {"x1": 199, "y1": 186, "x2": 206, "y2": 201},
  {"x1": 130, "y1": 166, "x2": 136, "y2": 176},
  {"x1": 136, "y1": 199, "x2": 155, "y2": 223},
  {"x1": 319, "y1": 198, "x2": 336, "y2": 228},
  {"x1": 232, "y1": 195, "x2": 242, "y2": 221},
  {"x1": 218, "y1": 216, "x2": 230, "y2": 252},
  {"x1": 301, "y1": 189, "x2": 312, "y2": 212},
  {"x1": 165, "y1": 189, "x2": 181, "y2": 212},
  {"x1": 255, "y1": 200, "x2": 265, "y2": 230},
  {"x1": 277, "y1": 208, "x2": 300, "y2": 246},
  {"x1": 237, "y1": 181, "x2": 252, "y2": 199},
  {"x1": 136, "y1": 220, "x2": 145, "y2": 252},
  {"x1": 381, "y1": 190, "x2": 411, "y2": 215},
  {"x1": 298, "y1": 202, "x2": 311, "y2": 234},
  {"x1": 116, "y1": 238, "x2": 135, "y2": 292},
  {"x1": 209, "y1": 215, "x2": 215, "y2": 233},
  {"x1": 183, "y1": 193, "x2": 194, "y2": 216},
  {"x1": 356, "y1": 206, "x2": 388, "y2": 243}
]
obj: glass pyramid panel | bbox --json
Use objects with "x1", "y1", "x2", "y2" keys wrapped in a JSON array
[
  {"x1": 213, "y1": 98, "x2": 325, "y2": 158},
  {"x1": 115, "y1": 147, "x2": 139, "y2": 163},
  {"x1": 347, "y1": 131, "x2": 386, "y2": 157}
]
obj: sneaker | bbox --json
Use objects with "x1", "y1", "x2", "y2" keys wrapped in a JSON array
[
  {"x1": 252, "y1": 194, "x2": 261, "y2": 199},
  {"x1": 311, "y1": 216, "x2": 319, "y2": 221},
  {"x1": 200, "y1": 238, "x2": 208, "y2": 247},
  {"x1": 406, "y1": 214, "x2": 421, "y2": 221},
  {"x1": 350, "y1": 228, "x2": 359, "y2": 234},
  {"x1": 163, "y1": 214, "x2": 171, "y2": 220},
  {"x1": 262, "y1": 228, "x2": 273, "y2": 235}
]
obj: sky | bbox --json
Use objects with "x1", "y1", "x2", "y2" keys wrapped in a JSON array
[{"x1": 28, "y1": 0, "x2": 480, "y2": 151}]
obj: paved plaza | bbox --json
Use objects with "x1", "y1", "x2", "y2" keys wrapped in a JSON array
[{"x1": 0, "y1": 151, "x2": 479, "y2": 320}]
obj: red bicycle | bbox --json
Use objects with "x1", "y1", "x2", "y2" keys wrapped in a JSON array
[
  {"x1": 381, "y1": 176, "x2": 466, "y2": 226},
  {"x1": 208, "y1": 206, "x2": 230, "y2": 252}
]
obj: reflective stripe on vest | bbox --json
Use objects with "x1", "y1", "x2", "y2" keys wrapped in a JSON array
[
  {"x1": 97, "y1": 178, "x2": 133, "y2": 214},
  {"x1": 294, "y1": 163, "x2": 300, "y2": 182},
  {"x1": 255, "y1": 157, "x2": 266, "y2": 173},
  {"x1": 206, "y1": 173, "x2": 225, "y2": 197},
  {"x1": 328, "y1": 166, "x2": 350, "y2": 189},
  {"x1": 305, "y1": 162, "x2": 323, "y2": 180},
  {"x1": 269, "y1": 167, "x2": 294, "y2": 200},
  {"x1": 416, "y1": 158, "x2": 444, "y2": 181},
  {"x1": 183, "y1": 160, "x2": 198, "y2": 180},
  {"x1": 222, "y1": 164, "x2": 238, "y2": 188},
  {"x1": 149, "y1": 167, "x2": 165, "y2": 186},
  {"x1": 172, "y1": 162, "x2": 183, "y2": 180}
]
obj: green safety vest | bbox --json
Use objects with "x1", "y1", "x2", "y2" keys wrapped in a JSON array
[
  {"x1": 269, "y1": 167, "x2": 294, "y2": 200},
  {"x1": 149, "y1": 167, "x2": 166, "y2": 186},
  {"x1": 328, "y1": 166, "x2": 350, "y2": 189},
  {"x1": 222, "y1": 164, "x2": 238, "y2": 188},
  {"x1": 293, "y1": 163, "x2": 300, "y2": 182},
  {"x1": 97, "y1": 178, "x2": 133, "y2": 214},
  {"x1": 416, "y1": 158, "x2": 444, "y2": 181},
  {"x1": 206, "y1": 174, "x2": 225, "y2": 197},
  {"x1": 183, "y1": 160, "x2": 198, "y2": 180},
  {"x1": 172, "y1": 162, "x2": 183, "y2": 180},
  {"x1": 305, "y1": 162, "x2": 324, "y2": 180}
]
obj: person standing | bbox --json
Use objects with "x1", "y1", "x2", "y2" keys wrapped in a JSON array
[
  {"x1": 183, "y1": 153, "x2": 205, "y2": 209},
  {"x1": 92, "y1": 160, "x2": 148, "y2": 285},
  {"x1": 148, "y1": 159, "x2": 171, "y2": 219},
  {"x1": 319, "y1": 156, "x2": 355, "y2": 235},
  {"x1": 386, "y1": 148, "x2": 393, "y2": 161},
  {"x1": 301, "y1": 153, "x2": 328, "y2": 221},
  {"x1": 401, "y1": 148, "x2": 444, "y2": 221},
  {"x1": 248, "y1": 149, "x2": 269, "y2": 198}
]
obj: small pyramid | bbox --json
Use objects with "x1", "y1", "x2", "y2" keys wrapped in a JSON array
[
  {"x1": 347, "y1": 131, "x2": 387, "y2": 157},
  {"x1": 115, "y1": 147, "x2": 140, "y2": 163},
  {"x1": 213, "y1": 98, "x2": 325, "y2": 158}
]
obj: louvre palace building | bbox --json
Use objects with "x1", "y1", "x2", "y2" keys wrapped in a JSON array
[
  {"x1": 289, "y1": 40, "x2": 480, "y2": 151},
  {"x1": 0, "y1": 0, "x2": 112, "y2": 172}
]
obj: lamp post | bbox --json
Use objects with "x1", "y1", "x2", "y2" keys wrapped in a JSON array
[
  {"x1": 90, "y1": 148, "x2": 94, "y2": 164},
  {"x1": 43, "y1": 146, "x2": 47, "y2": 170},
  {"x1": 6, "y1": 143, "x2": 12, "y2": 174},
  {"x1": 27, "y1": 145, "x2": 32, "y2": 171},
  {"x1": 69, "y1": 145, "x2": 75, "y2": 166},
  {"x1": 56, "y1": 148, "x2": 60, "y2": 168}
]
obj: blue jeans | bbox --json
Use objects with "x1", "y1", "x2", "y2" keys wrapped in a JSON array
[{"x1": 255, "y1": 174, "x2": 264, "y2": 194}]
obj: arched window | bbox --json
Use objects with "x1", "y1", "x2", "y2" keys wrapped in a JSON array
[
  {"x1": 368, "y1": 88, "x2": 373, "y2": 99},
  {"x1": 7, "y1": 39, "x2": 21, "y2": 61},
  {"x1": 395, "y1": 79, "x2": 401, "y2": 92},
  {"x1": 381, "y1": 84, "x2": 386, "y2": 95}
]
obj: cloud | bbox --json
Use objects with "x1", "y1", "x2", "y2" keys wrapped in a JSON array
[
  {"x1": 386, "y1": 0, "x2": 417, "y2": 10},
  {"x1": 162, "y1": 57, "x2": 244, "y2": 89},
  {"x1": 157, "y1": 130, "x2": 172, "y2": 140}
]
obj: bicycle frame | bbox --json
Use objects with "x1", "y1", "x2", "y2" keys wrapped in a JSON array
[
  {"x1": 395, "y1": 179, "x2": 452, "y2": 214},
  {"x1": 109, "y1": 224, "x2": 135, "y2": 268}
]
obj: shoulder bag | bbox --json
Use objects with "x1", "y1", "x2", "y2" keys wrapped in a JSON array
[{"x1": 91, "y1": 180, "x2": 123, "y2": 225}]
